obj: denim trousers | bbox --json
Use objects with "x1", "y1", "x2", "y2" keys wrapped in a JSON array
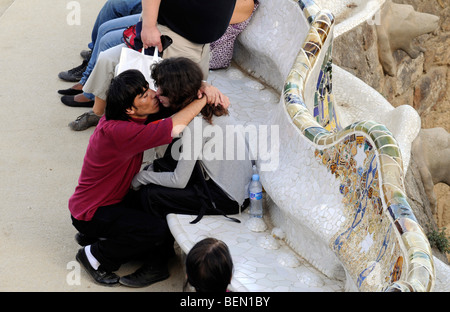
[
  {"x1": 89, "y1": 0, "x2": 142, "y2": 49},
  {"x1": 81, "y1": 0, "x2": 142, "y2": 99},
  {"x1": 80, "y1": 14, "x2": 141, "y2": 100}
]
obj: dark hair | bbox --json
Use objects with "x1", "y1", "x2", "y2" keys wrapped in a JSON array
[
  {"x1": 151, "y1": 57, "x2": 202, "y2": 109},
  {"x1": 105, "y1": 69, "x2": 149, "y2": 121},
  {"x1": 185, "y1": 238, "x2": 233, "y2": 292},
  {"x1": 151, "y1": 57, "x2": 228, "y2": 124}
]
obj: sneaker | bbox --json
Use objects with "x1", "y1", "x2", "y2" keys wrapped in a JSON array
[
  {"x1": 75, "y1": 248, "x2": 120, "y2": 286},
  {"x1": 119, "y1": 262, "x2": 169, "y2": 288},
  {"x1": 58, "y1": 60, "x2": 88, "y2": 82},
  {"x1": 80, "y1": 50, "x2": 92, "y2": 61},
  {"x1": 69, "y1": 110, "x2": 101, "y2": 131}
]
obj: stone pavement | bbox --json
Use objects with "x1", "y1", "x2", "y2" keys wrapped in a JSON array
[{"x1": 0, "y1": 0, "x2": 184, "y2": 291}]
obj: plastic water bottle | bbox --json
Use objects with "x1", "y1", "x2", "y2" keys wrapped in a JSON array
[{"x1": 249, "y1": 174, "x2": 263, "y2": 218}]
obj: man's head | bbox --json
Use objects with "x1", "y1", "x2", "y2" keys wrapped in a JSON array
[
  {"x1": 151, "y1": 57, "x2": 203, "y2": 111},
  {"x1": 105, "y1": 69, "x2": 161, "y2": 121}
]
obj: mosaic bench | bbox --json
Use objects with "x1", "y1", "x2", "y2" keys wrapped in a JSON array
[{"x1": 165, "y1": 0, "x2": 444, "y2": 292}]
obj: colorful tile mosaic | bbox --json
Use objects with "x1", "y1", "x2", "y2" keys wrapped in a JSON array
[
  {"x1": 297, "y1": 0, "x2": 321, "y2": 23},
  {"x1": 313, "y1": 45, "x2": 342, "y2": 132},
  {"x1": 283, "y1": 0, "x2": 435, "y2": 291},
  {"x1": 166, "y1": 0, "x2": 445, "y2": 292},
  {"x1": 314, "y1": 134, "x2": 404, "y2": 291}
]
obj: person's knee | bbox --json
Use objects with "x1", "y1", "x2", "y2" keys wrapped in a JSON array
[
  {"x1": 96, "y1": 48, "x2": 120, "y2": 73},
  {"x1": 141, "y1": 184, "x2": 164, "y2": 201},
  {"x1": 98, "y1": 31, "x2": 122, "y2": 52},
  {"x1": 96, "y1": 19, "x2": 117, "y2": 39},
  {"x1": 137, "y1": 215, "x2": 170, "y2": 243}
]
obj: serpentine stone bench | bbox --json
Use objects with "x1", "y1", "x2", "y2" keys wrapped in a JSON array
[{"x1": 165, "y1": 0, "x2": 450, "y2": 292}]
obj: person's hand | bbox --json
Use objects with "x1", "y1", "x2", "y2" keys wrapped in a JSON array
[
  {"x1": 199, "y1": 81, "x2": 230, "y2": 109},
  {"x1": 130, "y1": 180, "x2": 141, "y2": 191},
  {"x1": 141, "y1": 23, "x2": 162, "y2": 52}
]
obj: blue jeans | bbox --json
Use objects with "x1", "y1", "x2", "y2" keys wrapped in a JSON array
[
  {"x1": 82, "y1": 0, "x2": 142, "y2": 100},
  {"x1": 89, "y1": 0, "x2": 142, "y2": 50},
  {"x1": 80, "y1": 14, "x2": 141, "y2": 86}
]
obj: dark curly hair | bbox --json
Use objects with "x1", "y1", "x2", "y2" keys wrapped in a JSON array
[{"x1": 151, "y1": 57, "x2": 228, "y2": 124}]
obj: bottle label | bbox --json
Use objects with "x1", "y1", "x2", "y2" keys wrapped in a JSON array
[{"x1": 250, "y1": 192, "x2": 262, "y2": 200}]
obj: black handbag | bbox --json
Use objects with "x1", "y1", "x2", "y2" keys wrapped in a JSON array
[{"x1": 153, "y1": 139, "x2": 240, "y2": 224}]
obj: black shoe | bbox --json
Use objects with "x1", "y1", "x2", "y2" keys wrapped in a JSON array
[
  {"x1": 76, "y1": 248, "x2": 120, "y2": 286},
  {"x1": 119, "y1": 262, "x2": 169, "y2": 288},
  {"x1": 58, "y1": 60, "x2": 88, "y2": 82},
  {"x1": 58, "y1": 87, "x2": 83, "y2": 96},
  {"x1": 75, "y1": 232, "x2": 98, "y2": 246},
  {"x1": 61, "y1": 95, "x2": 94, "y2": 107}
]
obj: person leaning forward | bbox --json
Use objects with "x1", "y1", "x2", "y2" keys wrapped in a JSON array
[{"x1": 68, "y1": 69, "x2": 214, "y2": 287}]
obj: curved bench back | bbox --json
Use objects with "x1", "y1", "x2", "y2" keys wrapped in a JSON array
[
  {"x1": 235, "y1": 0, "x2": 435, "y2": 291},
  {"x1": 233, "y1": 0, "x2": 311, "y2": 93}
]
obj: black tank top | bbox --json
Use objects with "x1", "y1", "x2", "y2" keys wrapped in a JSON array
[{"x1": 157, "y1": 0, "x2": 237, "y2": 44}]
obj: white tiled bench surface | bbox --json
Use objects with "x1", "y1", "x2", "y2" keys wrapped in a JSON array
[
  {"x1": 167, "y1": 211, "x2": 344, "y2": 292},
  {"x1": 166, "y1": 65, "x2": 344, "y2": 292}
]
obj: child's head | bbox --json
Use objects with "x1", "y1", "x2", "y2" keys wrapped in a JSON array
[{"x1": 185, "y1": 238, "x2": 233, "y2": 292}]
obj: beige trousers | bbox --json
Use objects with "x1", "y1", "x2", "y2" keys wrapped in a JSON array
[{"x1": 84, "y1": 24, "x2": 210, "y2": 100}]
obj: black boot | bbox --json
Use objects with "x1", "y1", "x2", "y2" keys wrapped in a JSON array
[
  {"x1": 58, "y1": 60, "x2": 88, "y2": 82},
  {"x1": 119, "y1": 262, "x2": 169, "y2": 288}
]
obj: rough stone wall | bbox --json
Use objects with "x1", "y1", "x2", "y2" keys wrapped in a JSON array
[{"x1": 332, "y1": 0, "x2": 449, "y2": 262}]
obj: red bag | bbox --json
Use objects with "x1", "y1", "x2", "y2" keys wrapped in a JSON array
[
  {"x1": 123, "y1": 24, "x2": 144, "y2": 51},
  {"x1": 123, "y1": 21, "x2": 172, "y2": 55}
]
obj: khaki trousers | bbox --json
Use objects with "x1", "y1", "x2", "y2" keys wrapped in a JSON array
[{"x1": 84, "y1": 24, "x2": 210, "y2": 100}]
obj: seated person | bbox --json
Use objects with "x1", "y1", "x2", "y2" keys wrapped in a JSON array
[
  {"x1": 210, "y1": 0, "x2": 259, "y2": 70},
  {"x1": 58, "y1": 0, "x2": 142, "y2": 107},
  {"x1": 68, "y1": 0, "x2": 236, "y2": 131},
  {"x1": 132, "y1": 57, "x2": 253, "y2": 221},
  {"x1": 59, "y1": 0, "x2": 257, "y2": 106},
  {"x1": 59, "y1": 14, "x2": 142, "y2": 107},
  {"x1": 69, "y1": 66, "x2": 216, "y2": 288}
]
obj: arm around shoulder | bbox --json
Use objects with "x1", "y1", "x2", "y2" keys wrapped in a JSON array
[{"x1": 170, "y1": 96, "x2": 207, "y2": 137}]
